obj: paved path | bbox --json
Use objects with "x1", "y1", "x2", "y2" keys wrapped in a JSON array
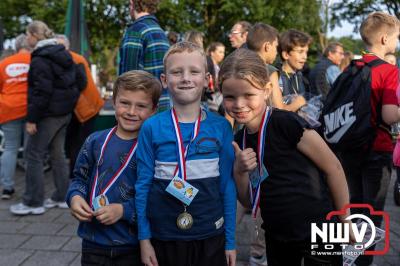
[{"x1": 0, "y1": 167, "x2": 398, "y2": 265}]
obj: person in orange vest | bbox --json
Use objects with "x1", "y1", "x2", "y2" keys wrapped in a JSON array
[
  {"x1": 0, "y1": 34, "x2": 31, "y2": 199},
  {"x1": 55, "y1": 34, "x2": 104, "y2": 179}
]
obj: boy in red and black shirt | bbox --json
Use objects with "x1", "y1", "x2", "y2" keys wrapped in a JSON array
[{"x1": 339, "y1": 11, "x2": 400, "y2": 266}]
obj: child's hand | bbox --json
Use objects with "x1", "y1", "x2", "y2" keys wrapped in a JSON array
[
  {"x1": 94, "y1": 204, "x2": 123, "y2": 225},
  {"x1": 294, "y1": 95, "x2": 307, "y2": 108},
  {"x1": 232, "y1": 141, "x2": 257, "y2": 174},
  {"x1": 70, "y1": 195, "x2": 93, "y2": 222},
  {"x1": 225, "y1": 249, "x2": 236, "y2": 266},
  {"x1": 140, "y1": 239, "x2": 159, "y2": 266}
]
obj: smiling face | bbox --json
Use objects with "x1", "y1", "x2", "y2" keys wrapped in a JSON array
[
  {"x1": 161, "y1": 51, "x2": 209, "y2": 107},
  {"x1": 113, "y1": 88, "x2": 155, "y2": 139},
  {"x1": 222, "y1": 78, "x2": 270, "y2": 132}
]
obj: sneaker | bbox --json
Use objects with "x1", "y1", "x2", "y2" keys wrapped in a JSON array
[
  {"x1": 1, "y1": 188, "x2": 15, "y2": 200},
  {"x1": 10, "y1": 203, "x2": 45, "y2": 215},
  {"x1": 44, "y1": 198, "x2": 68, "y2": 209},
  {"x1": 249, "y1": 255, "x2": 268, "y2": 266}
]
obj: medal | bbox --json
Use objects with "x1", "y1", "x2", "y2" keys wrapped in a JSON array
[
  {"x1": 176, "y1": 206, "x2": 193, "y2": 230},
  {"x1": 89, "y1": 127, "x2": 137, "y2": 209},
  {"x1": 168, "y1": 108, "x2": 202, "y2": 230},
  {"x1": 242, "y1": 107, "x2": 271, "y2": 218}
]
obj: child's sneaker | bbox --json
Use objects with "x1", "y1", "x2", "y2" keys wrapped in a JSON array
[
  {"x1": 249, "y1": 255, "x2": 268, "y2": 266},
  {"x1": 44, "y1": 198, "x2": 68, "y2": 209},
  {"x1": 1, "y1": 188, "x2": 15, "y2": 200},
  {"x1": 10, "y1": 203, "x2": 45, "y2": 215}
]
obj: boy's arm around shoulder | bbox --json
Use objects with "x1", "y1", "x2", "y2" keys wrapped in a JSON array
[
  {"x1": 218, "y1": 120, "x2": 237, "y2": 251},
  {"x1": 135, "y1": 119, "x2": 156, "y2": 240},
  {"x1": 297, "y1": 129, "x2": 350, "y2": 221},
  {"x1": 66, "y1": 133, "x2": 97, "y2": 206}
]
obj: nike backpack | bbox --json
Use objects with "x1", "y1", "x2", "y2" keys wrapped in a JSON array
[{"x1": 320, "y1": 58, "x2": 387, "y2": 151}]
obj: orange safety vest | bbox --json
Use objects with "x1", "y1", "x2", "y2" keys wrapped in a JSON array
[
  {"x1": 0, "y1": 51, "x2": 31, "y2": 124},
  {"x1": 70, "y1": 51, "x2": 104, "y2": 123}
]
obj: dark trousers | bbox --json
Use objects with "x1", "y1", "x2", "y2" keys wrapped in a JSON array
[
  {"x1": 338, "y1": 150, "x2": 392, "y2": 266},
  {"x1": 65, "y1": 114, "x2": 96, "y2": 179},
  {"x1": 81, "y1": 243, "x2": 142, "y2": 266},
  {"x1": 265, "y1": 234, "x2": 342, "y2": 266},
  {"x1": 151, "y1": 234, "x2": 226, "y2": 266}
]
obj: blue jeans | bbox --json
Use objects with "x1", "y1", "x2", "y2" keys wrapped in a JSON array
[
  {"x1": 0, "y1": 119, "x2": 24, "y2": 190},
  {"x1": 23, "y1": 115, "x2": 71, "y2": 207}
]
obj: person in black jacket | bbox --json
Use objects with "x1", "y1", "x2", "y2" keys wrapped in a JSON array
[{"x1": 10, "y1": 20, "x2": 82, "y2": 215}]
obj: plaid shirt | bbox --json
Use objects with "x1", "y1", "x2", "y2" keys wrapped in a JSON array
[{"x1": 119, "y1": 15, "x2": 171, "y2": 112}]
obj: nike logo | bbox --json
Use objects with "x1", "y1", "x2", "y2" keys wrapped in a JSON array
[
  {"x1": 323, "y1": 102, "x2": 356, "y2": 143},
  {"x1": 324, "y1": 116, "x2": 356, "y2": 143}
]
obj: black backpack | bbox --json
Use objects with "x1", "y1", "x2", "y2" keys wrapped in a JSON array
[{"x1": 320, "y1": 58, "x2": 387, "y2": 151}]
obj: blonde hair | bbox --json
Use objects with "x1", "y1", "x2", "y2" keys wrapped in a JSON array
[
  {"x1": 163, "y1": 41, "x2": 207, "y2": 72},
  {"x1": 360, "y1": 11, "x2": 400, "y2": 47},
  {"x1": 219, "y1": 48, "x2": 270, "y2": 92},
  {"x1": 184, "y1": 31, "x2": 204, "y2": 49},
  {"x1": 113, "y1": 70, "x2": 162, "y2": 108},
  {"x1": 27, "y1": 20, "x2": 54, "y2": 41}
]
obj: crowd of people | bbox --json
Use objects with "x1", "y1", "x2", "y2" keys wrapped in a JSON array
[{"x1": 0, "y1": 0, "x2": 399, "y2": 266}]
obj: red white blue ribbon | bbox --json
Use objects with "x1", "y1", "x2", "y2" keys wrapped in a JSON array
[
  {"x1": 171, "y1": 108, "x2": 201, "y2": 180},
  {"x1": 89, "y1": 127, "x2": 138, "y2": 208},
  {"x1": 242, "y1": 107, "x2": 271, "y2": 218}
]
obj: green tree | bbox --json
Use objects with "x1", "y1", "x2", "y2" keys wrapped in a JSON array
[
  {"x1": 331, "y1": 0, "x2": 399, "y2": 32},
  {"x1": 1, "y1": 0, "x2": 325, "y2": 81}
]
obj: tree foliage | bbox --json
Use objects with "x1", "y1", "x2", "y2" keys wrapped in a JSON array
[
  {"x1": 158, "y1": 0, "x2": 323, "y2": 51},
  {"x1": 1, "y1": 0, "x2": 326, "y2": 83},
  {"x1": 331, "y1": 0, "x2": 400, "y2": 32}
]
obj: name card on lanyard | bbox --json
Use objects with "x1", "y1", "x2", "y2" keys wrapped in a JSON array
[
  {"x1": 242, "y1": 107, "x2": 271, "y2": 218},
  {"x1": 89, "y1": 127, "x2": 137, "y2": 211}
]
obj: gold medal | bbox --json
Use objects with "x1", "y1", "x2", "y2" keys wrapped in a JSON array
[{"x1": 176, "y1": 206, "x2": 193, "y2": 230}]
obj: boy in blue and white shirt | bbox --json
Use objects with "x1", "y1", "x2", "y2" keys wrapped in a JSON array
[
  {"x1": 136, "y1": 42, "x2": 237, "y2": 266},
  {"x1": 66, "y1": 70, "x2": 161, "y2": 265}
]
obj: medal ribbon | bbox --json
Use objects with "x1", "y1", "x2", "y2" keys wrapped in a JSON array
[
  {"x1": 242, "y1": 107, "x2": 271, "y2": 218},
  {"x1": 89, "y1": 127, "x2": 138, "y2": 208},
  {"x1": 171, "y1": 108, "x2": 201, "y2": 181}
]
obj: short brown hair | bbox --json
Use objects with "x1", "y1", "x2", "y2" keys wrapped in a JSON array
[
  {"x1": 247, "y1": 23, "x2": 279, "y2": 52},
  {"x1": 113, "y1": 70, "x2": 162, "y2": 108},
  {"x1": 360, "y1": 11, "x2": 400, "y2": 47},
  {"x1": 235, "y1": 21, "x2": 252, "y2": 33},
  {"x1": 163, "y1": 41, "x2": 207, "y2": 72},
  {"x1": 131, "y1": 0, "x2": 159, "y2": 14},
  {"x1": 278, "y1": 29, "x2": 312, "y2": 59},
  {"x1": 219, "y1": 48, "x2": 270, "y2": 92},
  {"x1": 207, "y1": 42, "x2": 225, "y2": 56},
  {"x1": 323, "y1": 42, "x2": 343, "y2": 57}
]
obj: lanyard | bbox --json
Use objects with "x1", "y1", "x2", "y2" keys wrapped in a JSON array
[
  {"x1": 171, "y1": 108, "x2": 201, "y2": 180},
  {"x1": 242, "y1": 107, "x2": 271, "y2": 218},
  {"x1": 284, "y1": 71, "x2": 299, "y2": 95},
  {"x1": 89, "y1": 127, "x2": 138, "y2": 207}
]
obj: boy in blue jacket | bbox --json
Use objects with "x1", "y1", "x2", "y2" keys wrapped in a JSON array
[
  {"x1": 66, "y1": 70, "x2": 161, "y2": 265},
  {"x1": 136, "y1": 42, "x2": 237, "y2": 266}
]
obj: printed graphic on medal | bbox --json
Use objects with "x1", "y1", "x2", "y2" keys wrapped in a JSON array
[
  {"x1": 177, "y1": 206, "x2": 193, "y2": 230},
  {"x1": 93, "y1": 194, "x2": 109, "y2": 211}
]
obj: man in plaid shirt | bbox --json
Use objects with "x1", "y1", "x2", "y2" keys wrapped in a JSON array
[{"x1": 119, "y1": 0, "x2": 170, "y2": 112}]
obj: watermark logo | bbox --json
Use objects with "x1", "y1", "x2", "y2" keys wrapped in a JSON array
[{"x1": 311, "y1": 204, "x2": 389, "y2": 255}]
